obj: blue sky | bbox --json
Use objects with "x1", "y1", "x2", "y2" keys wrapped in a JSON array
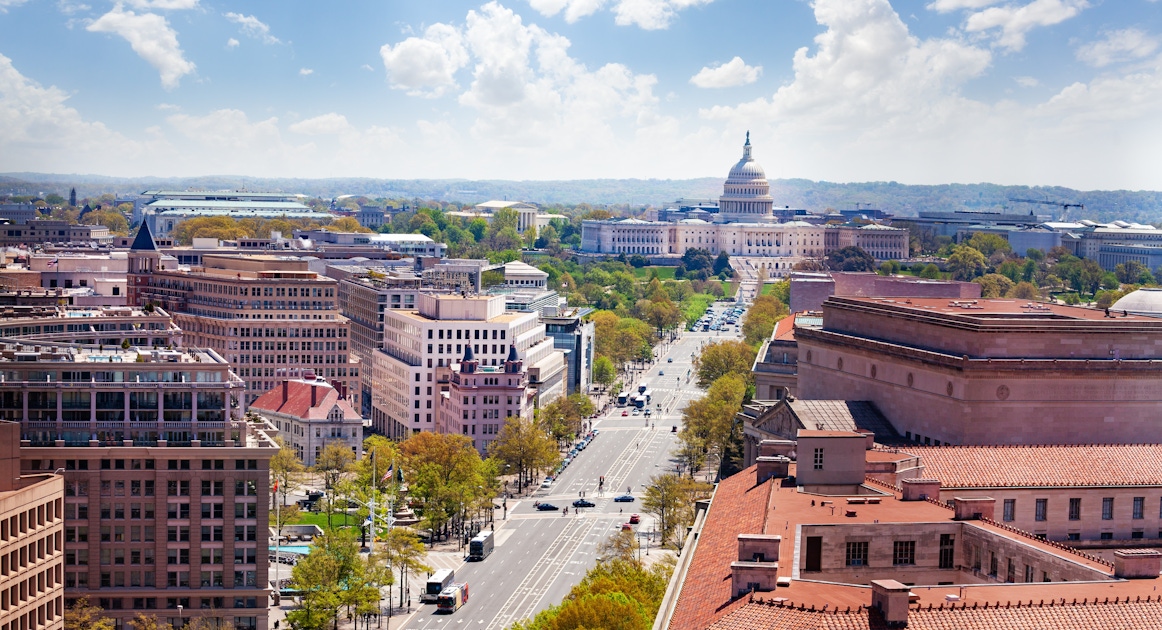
[{"x1": 1, "y1": 0, "x2": 1160, "y2": 189}]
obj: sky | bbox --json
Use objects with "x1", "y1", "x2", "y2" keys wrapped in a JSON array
[{"x1": 1, "y1": 0, "x2": 1161, "y2": 190}]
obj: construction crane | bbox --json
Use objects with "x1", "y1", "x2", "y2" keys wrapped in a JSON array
[{"x1": 1007, "y1": 198, "x2": 1085, "y2": 221}]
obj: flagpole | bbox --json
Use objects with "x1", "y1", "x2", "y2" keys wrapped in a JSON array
[{"x1": 274, "y1": 480, "x2": 280, "y2": 598}]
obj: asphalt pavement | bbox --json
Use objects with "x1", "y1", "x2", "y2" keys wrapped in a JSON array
[{"x1": 392, "y1": 320, "x2": 745, "y2": 630}]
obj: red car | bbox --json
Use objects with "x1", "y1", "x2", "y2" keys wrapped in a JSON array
[
  {"x1": 621, "y1": 410, "x2": 628, "y2": 416},
  {"x1": 629, "y1": 514, "x2": 640, "y2": 524}
]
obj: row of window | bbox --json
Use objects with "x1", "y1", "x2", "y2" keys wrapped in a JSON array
[
  {"x1": 0, "y1": 501, "x2": 58, "y2": 543},
  {"x1": 1001, "y1": 496, "x2": 1155, "y2": 522},
  {"x1": 843, "y1": 536, "x2": 955, "y2": 568}
]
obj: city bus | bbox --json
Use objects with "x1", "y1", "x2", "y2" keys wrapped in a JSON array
[
  {"x1": 632, "y1": 395, "x2": 647, "y2": 409},
  {"x1": 421, "y1": 569, "x2": 455, "y2": 604},
  {"x1": 638, "y1": 381, "x2": 648, "y2": 394},
  {"x1": 468, "y1": 531, "x2": 494, "y2": 561},
  {"x1": 437, "y1": 583, "x2": 469, "y2": 613}
]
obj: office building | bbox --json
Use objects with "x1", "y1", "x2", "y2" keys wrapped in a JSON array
[
  {"x1": 441, "y1": 345, "x2": 533, "y2": 455},
  {"x1": 141, "y1": 191, "x2": 331, "y2": 240},
  {"x1": 127, "y1": 224, "x2": 358, "y2": 404},
  {"x1": 539, "y1": 305, "x2": 593, "y2": 396},
  {"x1": 0, "y1": 222, "x2": 111, "y2": 247},
  {"x1": 370, "y1": 293, "x2": 565, "y2": 438},
  {"x1": 0, "y1": 304, "x2": 180, "y2": 348}
]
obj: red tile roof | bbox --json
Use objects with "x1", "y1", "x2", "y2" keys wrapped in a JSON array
[
  {"x1": 713, "y1": 596, "x2": 1162, "y2": 629},
  {"x1": 898, "y1": 444, "x2": 1162, "y2": 488},
  {"x1": 250, "y1": 379, "x2": 360, "y2": 421}
]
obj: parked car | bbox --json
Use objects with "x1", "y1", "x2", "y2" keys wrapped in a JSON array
[
  {"x1": 541, "y1": 478, "x2": 553, "y2": 488},
  {"x1": 613, "y1": 494, "x2": 635, "y2": 503},
  {"x1": 536, "y1": 503, "x2": 559, "y2": 511},
  {"x1": 573, "y1": 499, "x2": 595, "y2": 508},
  {"x1": 629, "y1": 514, "x2": 641, "y2": 524},
  {"x1": 621, "y1": 410, "x2": 628, "y2": 416}
]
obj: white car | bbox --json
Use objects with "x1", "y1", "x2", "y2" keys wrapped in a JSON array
[{"x1": 541, "y1": 478, "x2": 553, "y2": 489}]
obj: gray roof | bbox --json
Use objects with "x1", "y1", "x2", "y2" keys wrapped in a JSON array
[
  {"x1": 787, "y1": 400, "x2": 902, "y2": 442},
  {"x1": 130, "y1": 221, "x2": 157, "y2": 251}
]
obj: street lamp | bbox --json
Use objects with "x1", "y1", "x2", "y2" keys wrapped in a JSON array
[{"x1": 176, "y1": 605, "x2": 183, "y2": 629}]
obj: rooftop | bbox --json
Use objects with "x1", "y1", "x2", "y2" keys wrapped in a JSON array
[
  {"x1": 833, "y1": 296, "x2": 1159, "y2": 325},
  {"x1": 891, "y1": 444, "x2": 1162, "y2": 488},
  {"x1": 250, "y1": 379, "x2": 360, "y2": 421}
]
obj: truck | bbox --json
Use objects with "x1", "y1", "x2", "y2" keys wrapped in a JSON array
[
  {"x1": 468, "y1": 531, "x2": 494, "y2": 561},
  {"x1": 420, "y1": 569, "x2": 455, "y2": 604},
  {"x1": 436, "y1": 582, "x2": 469, "y2": 613}
]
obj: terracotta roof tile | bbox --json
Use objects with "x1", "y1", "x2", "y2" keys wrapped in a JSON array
[
  {"x1": 900, "y1": 444, "x2": 1162, "y2": 488},
  {"x1": 250, "y1": 379, "x2": 360, "y2": 421}
]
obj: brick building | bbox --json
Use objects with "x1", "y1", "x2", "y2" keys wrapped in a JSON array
[
  {"x1": 795, "y1": 296, "x2": 1162, "y2": 445},
  {"x1": 249, "y1": 379, "x2": 362, "y2": 467}
]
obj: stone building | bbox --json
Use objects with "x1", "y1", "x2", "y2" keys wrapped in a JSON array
[
  {"x1": 249, "y1": 379, "x2": 362, "y2": 466},
  {"x1": 128, "y1": 223, "x2": 359, "y2": 404},
  {"x1": 795, "y1": 296, "x2": 1162, "y2": 445},
  {"x1": 441, "y1": 345, "x2": 534, "y2": 455}
]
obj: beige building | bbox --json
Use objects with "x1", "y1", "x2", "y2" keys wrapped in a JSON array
[
  {"x1": 751, "y1": 312, "x2": 821, "y2": 400},
  {"x1": 249, "y1": 379, "x2": 362, "y2": 466},
  {"x1": 796, "y1": 296, "x2": 1162, "y2": 445},
  {"x1": 128, "y1": 224, "x2": 358, "y2": 404},
  {"x1": 370, "y1": 293, "x2": 565, "y2": 438},
  {"x1": 0, "y1": 423, "x2": 65, "y2": 630}
]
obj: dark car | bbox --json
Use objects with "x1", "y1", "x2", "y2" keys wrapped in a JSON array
[
  {"x1": 536, "y1": 503, "x2": 559, "y2": 511},
  {"x1": 613, "y1": 494, "x2": 635, "y2": 503},
  {"x1": 573, "y1": 499, "x2": 595, "y2": 508}
]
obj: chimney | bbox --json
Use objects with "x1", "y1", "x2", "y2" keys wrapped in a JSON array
[
  {"x1": 281, "y1": 380, "x2": 289, "y2": 404},
  {"x1": 901, "y1": 478, "x2": 941, "y2": 501},
  {"x1": 756, "y1": 456, "x2": 790, "y2": 484},
  {"x1": 953, "y1": 496, "x2": 995, "y2": 521},
  {"x1": 870, "y1": 580, "x2": 911, "y2": 628},
  {"x1": 311, "y1": 385, "x2": 318, "y2": 408},
  {"x1": 1114, "y1": 550, "x2": 1162, "y2": 579}
]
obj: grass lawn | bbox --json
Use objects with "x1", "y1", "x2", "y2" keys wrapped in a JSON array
[
  {"x1": 760, "y1": 283, "x2": 775, "y2": 295},
  {"x1": 632, "y1": 266, "x2": 677, "y2": 280},
  {"x1": 724, "y1": 281, "x2": 738, "y2": 297},
  {"x1": 290, "y1": 510, "x2": 362, "y2": 532}
]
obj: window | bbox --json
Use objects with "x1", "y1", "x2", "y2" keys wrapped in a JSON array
[
  {"x1": 1133, "y1": 497, "x2": 1144, "y2": 520},
  {"x1": 813, "y1": 448, "x2": 824, "y2": 470},
  {"x1": 845, "y1": 541, "x2": 868, "y2": 566},
  {"x1": 1068, "y1": 498, "x2": 1081, "y2": 521},
  {"x1": 939, "y1": 534, "x2": 954, "y2": 569},
  {"x1": 892, "y1": 541, "x2": 915, "y2": 566},
  {"x1": 1035, "y1": 499, "x2": 1047, "y2": 522},
  {"x1": 1102, "y1": 497, "x2": 1114, "y2": 520},
  {"x1": 1003, "y1": 499, "x2": 1015, "y2": 522}
]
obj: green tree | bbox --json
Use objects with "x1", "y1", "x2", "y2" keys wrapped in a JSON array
[
  {"x1": 65, "y1": 598, "x2": 116, "y2": 630},
  {"x1": 824, "y1": 246, "x2": 876, "y2": 272},
  {"x1": 596, "y1": 530, "x2": 639, "y2": 565},
  {"x1": 974, "y1": 273, "x2": 1015, "y2": 298},
  {"x1": 380, "y1": 527, "x2": 431, "y2": 608},
  {"x1": 680, "y1": 374, "x2": 747, "y2": 477},
  {"x1": 919, "y1": 263, "x2": 941, "y2": 279},
  {"x1": 489, "y1": 415, "x2": 558, "y2": 493},
  {"x1": 270, "y1": 434, "x2": 306, "y2": 511},
  {"x1": 946, "y1": 245, "x2": 987, "y2": 281},
  {"x1": 323, "y1": 217, "x2": 373, "y2": 233},
  {"x1": 402, "y1": 432, "x2": 494, "y2": 543},
  {"x1": 741, "y1": 294, "x2": 789, "y2": 346},
  {"x1": 694, "y1": 340, "x2": 756, "y2": 388},
  {"x1": 1008, "y1": 281, "x2": 1040, "y2": 300},
  {"x1": 593, "y1": 355, "x2": 617, "y2": 390},
  {"x1": 313, "y1": 441, "x2": 355, "y2": 529},
  {"x1": 966, "y1": 232, "x2": 1012, "y2": 257},
  {"x1": 642, "y1": 474, "x2": 713, "y2": 549},
  {"x1": 127, "y1": 613, "x2": 172, "y2": 630}
]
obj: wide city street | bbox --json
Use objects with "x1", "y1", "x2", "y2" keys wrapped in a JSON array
[{"x1": 395, "y1": 302, "x2": 746, "y2": 630}]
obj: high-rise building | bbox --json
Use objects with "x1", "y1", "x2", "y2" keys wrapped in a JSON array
[
  {"x1": 128, "y1": 223, "x2": 359, "y2": 404},
  {"x1": 539, "y1": 306, "x2": 593, "y2": 396},
  {"x1": 2, "y1": 328, "x2": 274, "y2": 630},
  {"x1": 370, "y1": 293, "x2": 565, "y2": 439}
]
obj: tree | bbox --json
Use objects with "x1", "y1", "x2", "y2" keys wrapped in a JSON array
[
  {"x1": 127, "y1": 614, "x2": 172, "y2": 630},
  {"x1": 642, "y1": 474, "x2": 713, "y2": 548},
  {"x1": 81, "y1": 207, "x2": 129, "y2": 235},
  {"x1": 824, "y1": 246, "x2": 876, "y2": 272},
  {"x1": 287, "y1": 540, "x2": 345, "y2": 630},
  {"x1": 694, "y1": 340, "x2": 757, "y2": 389},
  {"x1": 313, "y1": 441, "x2": 355, "y2": 529},
  {"x1": 741, "y1": 294, "x2": 789, "y2": 346},
  {"x1": 380, "y1": 527, "x2": 431, "y2": 608},
  {"x1": 681, "y1": 248, "x2": 714, "y2": 273},
  {"x1": 270, "y1": 434, "x2": 306, "y2": 510},
  {"x1": 946, "y1": 245, "x2": 987, "y2": 281},
  {"x1": 712, "y1": 251, "x2": 731, "y2": 275},
  {"x1": 681, "y1": 374, "x2": 747, "y2": 477},
  {"x1": 355, "y1": 435, "x2": 401, "y2": 494},
  {"x1": 1008, "y1": 281, "x2": 1040, "y2": 300},
  {"x1": 65, "y1": 598, "x2": 116, "y2": 630},
  {"x1": 1116, "y1": 260, "x2": 1151, "y2": 284},
  {"x1": 402, "y1": 432, "x2": 495, "y2": 544},
  {"x1": 966, "y1": 232, "x2": 1012, "y2": 257},
  {"x1": 270, "y1": 501, "x2": 301, "y2": 538},
  {"x1": 593, "y1": 355, "x2": 616, "y2": 390},
  {"x1": 596, "y1": 530, "x2": 639, "y2": 565},
  {"x1": 488, "y1": 415, "x2": 558, "y2": 494},
  {"x1": 919, "y1": 263, "x2": 941, "y2": 279},
  {"x1": 324, "y1": 217, "x2": 373, "y2": 233},
  {"x1": 974, "y1": 273, "x2": 1015, "y2": 298}
]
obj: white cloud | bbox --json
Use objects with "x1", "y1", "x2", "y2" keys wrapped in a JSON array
[
  {"x1": 926, "y1": 0, "x2": 1001, "y2": 11},
  {"x1": 959, "y1": 0, "x2": 1089, "y2": 52},
  {"x1": 1014, "y1": 75, "x2": 1039, "y2": 87},
  {"x1": 0, "y1": 0, "x2": 32, "y2": 13},
  {"x1": 289, "y1": 113, "x2": 351, "y2": 135},
  {"x1": 526, "y1": 0, "x2": 711, "y2": 29},
  {"x1": 226, "y1": 37, "x2": 239, "y2": 49},
  {"x1": 299, "y1": 68, "x2": 313, "y2": 76},
  {"x1": 380, "y1": 23, "x2": 468, "y2": 97},
  {"x1": 87, "y1": 5, "x2": 196, "y2": 89},
  {"x1": 690, "y1": 56, "x2": 762, "y2": 88},
  {"x1": 224, "y1": 12, "x2": 280, "y2": 45},
  {"x1": 0, "y1": 53, "x2": 144, "y2": 172},
  {"x1": 123, "y1": 0, "x2": 198, "y2": 9},
  {"x1": 1076, "y1": 28, "x2": 1159, "y2": 68}
]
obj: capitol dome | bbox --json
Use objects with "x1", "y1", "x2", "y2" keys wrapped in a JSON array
[
  {"x1": 1111, "y1": 288, "x2": 1162, "y2": 317},
  {"x1": 718, "y1": 132, "x2": 774, "y2": 223}
]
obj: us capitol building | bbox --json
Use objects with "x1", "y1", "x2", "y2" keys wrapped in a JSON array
[{"x1": 580, "y1": 134, "x2": 908, "y2": 275}]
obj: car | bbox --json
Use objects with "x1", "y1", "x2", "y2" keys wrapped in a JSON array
[
  {"x1": 644, "y1": 409, "x2": 651, "y2": 416},
  {"x1": 667, "y1": 357, "x2": 673, "y2": 363},
  {"x1": 629, "y1": 514, "x2": 641, "y2": 524},
  {"x1": 537, "y1": 503, "x2": 559, "y2": 511},
  {"x1": 541, "y1": 478, "x2": 553, "y2": 489},
  {"x1": 659, "y1": 370, "x2": 664, "y2": 376},
  {"x1": 573, "y1": 499, "x2": 595, "y2": 508},
  {"x1": 621, "y1": 523, "x2": 633, "y2": 531},
  {"x1": 632, "y1": 408, "x2": 640, "y2": 415},
  {"x1": 621, "y1": 410, "x2": 628, "y2": 416},
  {"x1": 613, "y1": 494, "x2": 635, "y2": 503}
]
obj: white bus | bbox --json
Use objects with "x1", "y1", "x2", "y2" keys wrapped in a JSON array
[
  {"x1": 468, "y1": 531, "x2": 494, "y2": 561},
  {"x1": 421, "y1": 569, "x2": 455, "y2": 603}
]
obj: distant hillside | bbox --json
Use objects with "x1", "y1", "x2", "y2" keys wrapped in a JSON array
[{"x1": 3, "y1": 173, "x2": 1160, "y2": 223}]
